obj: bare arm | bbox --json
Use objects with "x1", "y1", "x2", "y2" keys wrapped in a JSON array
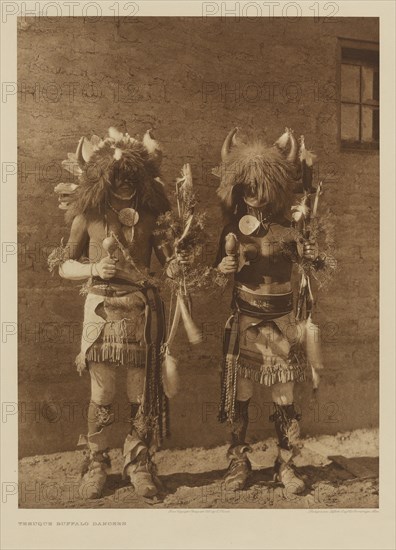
[
  {"x1": 59, "y1": 215, "x2": 117, "y2": 281},
  {"x1": 59, "y1": 215, "x2": 92, "y2": 280},
  {"x1": 151, "y1": 232, "x2": 173, "y2": 267}
]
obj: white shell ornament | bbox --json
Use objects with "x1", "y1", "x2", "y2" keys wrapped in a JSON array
[
  {"x1": 118, "y1": 208, "x2": 139, "y2": 227},
  {"x1": 239, "y1": 215, "x2": 260, "y2": 235}
]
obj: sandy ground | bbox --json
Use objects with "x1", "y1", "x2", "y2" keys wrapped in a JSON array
[{"x1": 19, "y1": 428, "x2": 378, "y2": 509}]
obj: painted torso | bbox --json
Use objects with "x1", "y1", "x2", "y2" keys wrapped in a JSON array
[
  {"x1": 221, "y1": 218, "x2": 296, "y2": 294},
  {"x1": 85, "y1": 209, "x2": 158, "y2": 271}
]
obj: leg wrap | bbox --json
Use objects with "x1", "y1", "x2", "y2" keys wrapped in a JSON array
[
  {"x1": 122, "y1": 402, "x2": 150, "y2": 478},
  {"x1": 78, "y1": 402, "x2": 115, "y2": 453},
  {"x1": 269, "y1": 403, "x2": 302, "y2": 451},
  {"x1": 87, "y1": 401, "x2": 115, "y2": 434},
  {"x1": 129, "y1": 403, "x2": 149, "y2": 440},
  {"x1": 229, "y1": 399, "x2": 250, "y2": 448},
  {"x1": 270, "y1": 404, "x2": 305, "y2": 494}
]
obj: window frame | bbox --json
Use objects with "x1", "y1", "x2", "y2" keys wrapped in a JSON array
[{"x1": 337, "y1": 38, "x2": 379, "y2": 152}]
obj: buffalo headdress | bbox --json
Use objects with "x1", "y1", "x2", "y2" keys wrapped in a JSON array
[
  {"x1": 60, "y1": 127, "x2": 170, "y2": 222},
  {"x1": 214, "y1": 127, "x2": 303, "y2": 216}
]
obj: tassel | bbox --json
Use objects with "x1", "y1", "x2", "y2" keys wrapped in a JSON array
[
  {"x1": 178, "y1": 294, "x2": 202, "y2": 344},
  {"x1": 298, "y1": 314, "x2": 324, "y2": 390},
  {"x1": 304, "y1": 314, "x2": 324, "y2": 371},
  {"x1": 311, "y1": 366, "x2": 321, "y2": 390},
  {"x1": 162, "y1": 349, "x2": 180, "y2": 399}
]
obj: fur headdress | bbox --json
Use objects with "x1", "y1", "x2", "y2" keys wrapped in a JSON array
[
  {"x1": 215, "y1": 127, "x2": 302, "y2": 216},
  {"x1": 60, "y1": 127, "x2": 170, "y2": 222}
]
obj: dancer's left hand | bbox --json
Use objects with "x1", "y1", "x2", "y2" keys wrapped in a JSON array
[
  {"x1": 302, "y1": 240, "x2": 317, "y2": 260},
  {"x1": 165, "y1": 251, "x2": 189, "y2": 278}
]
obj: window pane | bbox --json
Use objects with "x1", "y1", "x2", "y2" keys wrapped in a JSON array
[
  {"x1": 362, "y1": 106, "x2": 379, "y2": 142},
  {"x1": 341, "y1": 104, "x2": 360, "y2": 141},
  {"x1": 362, "y1": 66, "x2": 379, "y2": 103},
  {"x1": 341, "y1": 64, "x2": 360, "y2": 102}
]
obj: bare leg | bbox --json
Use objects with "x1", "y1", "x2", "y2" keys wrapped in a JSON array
[
  {"x1": 79, "y1": 362, "x2": 117, "y2": 499},
  {"x1": 271, "y1": 381, "x2": 294, "y2": 406},
  {"x1": 87, "y1": 362, "x2": 117, "y2": 441},
  {"x1": 232, "y1": 377, "x2": 254, "y2": 446}
]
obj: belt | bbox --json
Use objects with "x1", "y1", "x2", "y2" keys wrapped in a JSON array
[
  {"x1": 234, "y1": 288, "x2": 293, "y2": 318},
  {"x1": 89, "y1": 276, "x2": 144, "y2": 296}
]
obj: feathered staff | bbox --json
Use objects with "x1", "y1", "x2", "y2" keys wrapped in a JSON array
[
  {"x1": 161, "y1": 164, "x2": 203, "y2": 399},
  {"x1": 292, "y1": 136, "x2": 324, "y2": 391},
  {"x1": 173, "y1": 163, "x2": 202, "y2": 345}
]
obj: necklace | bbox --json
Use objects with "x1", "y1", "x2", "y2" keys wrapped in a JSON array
[
  {"x1": 239, "y1": 204, "x2": 272, "y2": 236},
  {"x1": 106, "y1": 195, "x2": 139, "y2": 246},
  {"x1": 109, "y1": 188, "x2": 137, "y2": 201},
  {"x1": 106, "y1": 200, "x2": 139, "y2": 228}
]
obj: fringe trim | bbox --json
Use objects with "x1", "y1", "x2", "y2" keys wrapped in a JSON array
[
  {"x1": 238, "y1": 361, "x2": 306, "y2": 386},
  {"x1": 101, "y1": 319, "x2": 129, "y2": 341},
  {"x1": 86, "y1": 343, "x2": 145, "y2": 367}
]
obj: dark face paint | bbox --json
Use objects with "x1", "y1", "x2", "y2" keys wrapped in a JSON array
[
  {"x1": 110, "y1": 166, "x2": 138, "y2": 199},
  {"x1": 243, "y1": 180, "x2": 269, "y2": 208}
]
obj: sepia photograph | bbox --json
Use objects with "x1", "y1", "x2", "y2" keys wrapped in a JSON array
[
  {"x1": 1, "y1": 2, "x2": 395, "y2": 549},
  {"x1": 15, "y1": 12, "x2": 381, "y2": 510}
]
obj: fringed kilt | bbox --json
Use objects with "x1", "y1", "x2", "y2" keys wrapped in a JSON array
[
  {"x1": 219, "y1": 288, "x2": 307, "y2": 424},
  {"x1": 237, "y1": 313, "x2": 306, "y2": 385},
  {"x1": 75, "y1": 279, "x2": 169, "y2": 447},
  {"x1": 84, "y1": 288, "x2": 147, "y2": 368}
]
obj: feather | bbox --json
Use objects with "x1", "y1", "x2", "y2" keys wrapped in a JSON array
[
  {"x1": 211, "y1": 166, "x2": 221, "y2": 178},
  {"x1": 274, "y1": 128, "x2": 290, "y2": 149},
  {"x1": 113, "y1": 147, "x2": 122, "y2": 160},
  {"x1": 108, "y1": 127, "x2": 124, "y2": 142},
  {"x1": 54, "y1": 182, "x2": 79, "y2": 210},
  {"x1": 299, "y1": 135, "x2": 316, "y2": 192},
  {"x1": 61, "y1": 157, "x2": 82, "y2": 176},
  {"x1": 143, "y1": 129, "x2": 160, "y2": 154},
  {"x1": 176, "y1": 164, "x2": 193, "y2": 200},
  {"x1": 178, "y1": 215, "x2": 193, "y2": 244},
  {"x1": 299, "y1": 139, "x2": 316, "y2": 167},
  {"x1": 90, "y1": 134, "x2": 102, "y2": 148},
  {"x1": 311, "y1": 181, "x2": 323, "y2": 219},
  {"x1": 291, "y1": 199, "x2": 310, "y2": 222}
]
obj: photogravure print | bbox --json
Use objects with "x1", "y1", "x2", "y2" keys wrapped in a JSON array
[{"x1": 2, "y1": 3, "x2": 392, "y2": 548}]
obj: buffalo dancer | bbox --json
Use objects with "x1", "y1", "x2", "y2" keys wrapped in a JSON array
[
  {"x1": 215, "y1": 127, "x2": 317, "y2": 494},
  {"x1": 50, "y1": 128, "x2": 180, "y2": 499}
]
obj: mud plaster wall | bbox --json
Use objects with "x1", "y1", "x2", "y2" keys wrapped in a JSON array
[{"x1": 17, "y1": 17, "x2": 379, "y2": 457}]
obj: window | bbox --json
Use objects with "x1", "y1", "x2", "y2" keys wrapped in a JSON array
[{"x1": 339, "y1": 39, "x2": 379, "y2": 150}]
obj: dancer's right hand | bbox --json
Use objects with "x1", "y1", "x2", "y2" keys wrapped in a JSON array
[
  {"x1": 217, "y1": 255, "x2": 238, "y2": 274},
  {"x1": 95, "y1": 257, "x2": 117, "y2": 279}
]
